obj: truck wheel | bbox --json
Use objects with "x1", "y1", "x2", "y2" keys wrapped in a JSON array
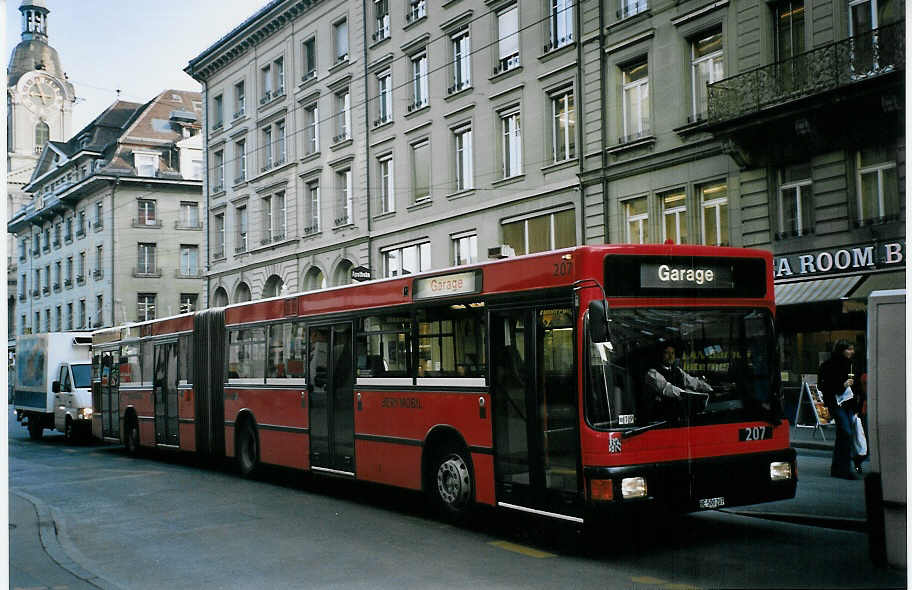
[
  {"x1": 27, "y1": 417, "x2": 43, "y2": 441},
  {"x1": 237, "y1": 420, "x2": 259, "y2": 477},
  {"x1": 430, "y1": 446, "x2": 474, "y2": 520},
  {"x1": 125, "y1": 419, "x2": 140, "y2": 456}
]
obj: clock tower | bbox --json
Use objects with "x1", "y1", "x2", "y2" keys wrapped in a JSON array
[{"x1": 7, "y1": 0, "x2": 75, "y2": 337}]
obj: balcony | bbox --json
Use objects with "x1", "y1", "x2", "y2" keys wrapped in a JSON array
[
  {"x1": 133, "y1": 267, "x2": 162, "y2": 278},
  {"x1": 707, "y1": 22, "x2": 904, "y2": 126}
]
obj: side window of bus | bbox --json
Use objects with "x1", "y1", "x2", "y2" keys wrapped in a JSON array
[
  {"x1": 119, "y1": 344, "x2": 140, "y2": 384},
  {"x1": 356, "y1": 315, "x2": 411, "y2": 378},
  {"x1": 179, "y1": 334, "x2": 193, "y2": 384},
  {"x1": 228, "y1": 328, "x2": 266, "y2": 381},
  {"x1": 267, "y1": 322, "x2": 307, "y2": 379},
  {"x1": 141, "y1": 341, "x2": 153, "y2": 385},
  {"x1": 416, "y1": 304, "x2": 486, "y2": 378}
]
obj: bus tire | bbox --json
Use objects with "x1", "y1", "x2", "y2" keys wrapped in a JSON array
[
  {"x1": 430, "y1": 446, "x2": 474, "y2": 519},
  {"x1": 237, "y1": 420, "x2": 259, "y2": 477},
  {"x1": 27, "y1": 416, "x2": 43, "y2": 441},
  {"x1": 125, "y1": 418, "x2": 140, "y2": 456}
]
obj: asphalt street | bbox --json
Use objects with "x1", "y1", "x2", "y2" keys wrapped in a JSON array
[{"x1": 8, "y1": 409, "x2": 906, "y2": 590}]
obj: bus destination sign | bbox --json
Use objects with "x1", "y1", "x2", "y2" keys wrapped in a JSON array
[
  {"x1": 640, "y1": 262, "x2": 734, "y2": 290},
  {"x1": 414, "y1": 270, "x2": 481, "y2": 300}
]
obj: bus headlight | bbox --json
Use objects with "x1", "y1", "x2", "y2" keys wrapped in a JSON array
[
  {"x1": 78, "y1": 408, "x2": 93, "y2": 419},
  {"x1": 621, "y1": 476, "x2": 648, "y2": 499},
  {"x1": 770, "y1": 461, "x2": 792, "y2": 481}
]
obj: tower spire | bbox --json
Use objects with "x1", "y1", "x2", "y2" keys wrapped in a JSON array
[{"x1": 19, "y1": 0, "x2": 50, "y2": 43}]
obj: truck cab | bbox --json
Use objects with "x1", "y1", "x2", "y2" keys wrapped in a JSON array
[{"x1": 52, "y1": 361, "x2": 94, "y2": 439}]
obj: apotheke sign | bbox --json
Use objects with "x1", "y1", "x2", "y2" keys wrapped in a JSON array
[{"x1": 774, "y1": 241, "x2": 904, "y2": 279}]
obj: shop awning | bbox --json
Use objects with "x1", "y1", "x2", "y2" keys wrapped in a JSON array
[
  {"x1": 775, "y1": 275, "x2": 863, "y2": 306},
  {"x1": 847, "y1": 271, "x2": 906, "y2": 300}
]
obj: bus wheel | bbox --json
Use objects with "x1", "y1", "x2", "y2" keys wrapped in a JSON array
[
  {"x1": 125, "y1": 419, "x2": 140, "y2": 456},
  {"x1": 27, "y1": 417, "x2": 43, "y2": 441},
  {"x1": 237, "y1": 420, "x2": 259, "y2": 477},
  {"x1": 432, "y1": 447, "x2": 474, "y2": 519}
]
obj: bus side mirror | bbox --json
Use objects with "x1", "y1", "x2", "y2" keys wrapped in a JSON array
[
  {"x1": 588, "y1": 300, "x2": 612, "y2": 343},
  {"x1": 52, "y1": 381, "x2": 61, "y2": 393}
]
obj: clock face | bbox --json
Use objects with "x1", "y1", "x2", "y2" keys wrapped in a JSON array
[{"x1": 22, "y1": 75, "x2": 63, "y2": 111}]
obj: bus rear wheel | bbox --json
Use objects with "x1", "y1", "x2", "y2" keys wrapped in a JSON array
[
  {"x1": 237, "y1": 420, "x2": 259, "y2": 477},
  {"x1": 431, "y1": 447, "x2": 474, "y2": 519}
]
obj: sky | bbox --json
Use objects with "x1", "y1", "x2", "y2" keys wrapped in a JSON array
[{"x1": 5, "y1": 0, "x2": 273, "y2": 132}]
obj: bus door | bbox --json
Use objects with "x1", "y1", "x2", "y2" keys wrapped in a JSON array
[
  {"x1": 100, "y1": 349, "x2": 119, "y2": 438},
  {"x1": 309, "y1": 322, "x2": 355, "y2": 474},
  {"x1": 491, "y1": 306, "x2": 582, "y2": 520},
  {"x1": 153, "y1": 341, "x2": 179, "y2": 446}
]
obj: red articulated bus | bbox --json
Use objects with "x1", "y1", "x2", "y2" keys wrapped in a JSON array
[{"x1": 91, "y1": 244, "x2": 796, "y2": 523}]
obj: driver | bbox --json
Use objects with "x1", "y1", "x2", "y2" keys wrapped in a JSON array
[{"x1": 646, "y1": 343, "x2": 713, "y2": 400}]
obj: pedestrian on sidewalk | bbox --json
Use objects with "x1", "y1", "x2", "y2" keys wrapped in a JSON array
[{"x1": 818, "y1": 340, "x2": 858, "y2": 480}]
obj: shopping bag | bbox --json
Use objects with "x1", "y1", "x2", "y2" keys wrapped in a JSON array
[
  {"x1": 853, "y1": 414, "x2": 867, "y2": 456},
  {"x1": 837, "y1": 386, "x2": 854, "y2": 406}
]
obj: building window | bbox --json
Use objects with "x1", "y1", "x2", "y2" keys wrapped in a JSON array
[
  {"x1": 692, "y1": 30, "x2": 724, "y2": 120},
  {"x1": 180, "y1": 294, "x2": 198, "y2": 314},
  {"x1": 411, "y1": 52, "x2": 429, "y2": 110},
  {"x1": 260, "y1": 57, "x2": 285, "y2": 103},
  {"x1": 262, "y1": 191, "x2": 286, "y2": 243},
  {"x1": 77, "y1": 211, "x2": 85, "y2": 235},
  {"x1": 137, "y1": 199, "x2": 156, "y2": 225},
  {"x1": 548, "y1": 0, "x2": 574, "y2": 51},
  {"x1": 776, "y1": 165, "x2": 813, "y2": 237},
  {"x1": 623, "y1": 197, "x2": 649, "y2": 244},
  {"x1": 376, "y1": 71, "x2": 392, "y2": 125},
  {"x1": 235, "y1": 139, "x2": 246, "y2": 183},
  {"x1": 622, "y1": 60, "x2": 649, "y2": 142},
  {"x1": 302, "y1": 38, "x2": 317, "y2": 81},
  {"x1": 262, "y1": 126, "x2": 273, "y2": 169},
  {"x1": 137, "y1": 294, "x2": 156, "y2": 322},
  {"x1": 378, "y1": 156, "x2": 394, "y2": 214},
  {"x1": 856, "y1": 147, "x2": 899, "y2": 224},
  {"x1": 213, "y1": 149, "x2": 224, "y2": 192},
  {"x1": 137, "y1": 243, "x2": 156, "y2": 274},
  {"x1": 95, "y1": 295, "x2": 103, "y2": 327},
  {"x1": 78, "y1": 252, "x2": 86, "y2": 280},
  {"x1": 335, "y1": 90, "x2": 351, "y2": 142},
  {"x1": 94, "y1": 246, "x2": 102, "y2": 278},
  {"x1": 408, "y1": 0, "x2": 427, "y2": 23},
  {"x1": 94, "y1": 202, "x2": 103, "y2": 227},
  {"x1": 66, "y1": 303, "x2": 73, "y2": 330},
  {"x1": 232, "y1": 81, "x2": 246, "y2": 119},
  {"x1": 660, "y1": 189, "x2": 687, "y2": 244},
  {"x1": 213, "y1": 95, "x2": 224, "y2": 129},
  {"x1": 213, "y1": 213, "x2": 225, "y2": 257},
  {"x1": 497, "y1": 5, "x2": 520, "y2": 73},
  {"x1": 373, "y1": 0, "x2": 390, "y2": 42},
  {"x1": 500, "y1": 109, "x2": 522, "y2": 178},
  {"x1": 55, "y1": 306, "x2": 61, "y2": 331},
  {"x1": 35, "y1": 312, "x2": 40, "y2": 333},
  {"x1": 620, "y1": 0, "x2": 648, "y2": 18},
  {"x1": 275, "y1": 120, "x2": 286, "y2": 165},
  {"x1": 551, "y1": 89, "x2": 575, "y2": 162},
  {"x1": 44, "y1": 265, "x2": 50, "y2": 291},
  {"x1": 848, "y1": 0, "x2": 892, "y2": 74},
  {"x1": 64, "y1": 217, "x2": 73, "y2": 241},
  {"x1": 236, "y1": 206, "x2": 248, "y2": 252},
  {"x1": 453, "y1": 233, "x2": 478, "y2": 265},
  {"x1": 503, "y1": 208, "x2": 576, "y2": 255},
  {"x1": 54, "y1": 261, "x2": 61, "y2": 290},
  {"x1": 453, "y1": 126, "x2": 473, "y2": 191},
  {"x1": 179, "y1": 202, "x2": 199, "y2": 229},
  {"x1": 65, "y1": 256, "x2": 73, "y2": 285},
  {"x1": 411, "y1": 140, "x2": 430, "y2": 204},
  {"x1": 45, "y1": 309, "x2": 50, "y2": 332},
  {"x1": 450, "y1": 30, "x2": 471, "y2": 94},
  {"x1": 306, "y1": 181, "x2": 321, "y2": 233},
  {"x1": 35, "y1": 120, "x2": 49, "y2": 148},
  {"x1": 180, "y1": 245, "x2": 199, "y2": 276},
  {"x1": 78, "y1": 300, "x2": 85, "y2": 329},
  {"x1": 304, "y1": 104, "x2": 319, "y2": 154},
  {"x1": 700, "y1": 181, "x2": 729, "y2": 246},
  {"x1": 334, "y1": 19, "x2": 349, "y2": 63},
  {"x1": 135, "y1": 152, "x2": 159, "y2": 177},
  {"x1": 383, "y1": 241, "x2": 431, "y2": 277},
  {"x1": 335, "y1": 169, "x2": 353, "y2": 226},
  {"x1": 774, "y1": 0, "x2": 805, "y2": 62}
]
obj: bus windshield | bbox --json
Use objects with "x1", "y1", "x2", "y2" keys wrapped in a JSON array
[
  {"x1": 587, "y1": 308, "x2": 776, "y2": 430},
  {"x1": 72, "y1": 364, "x2": 92, "y2": 389}
]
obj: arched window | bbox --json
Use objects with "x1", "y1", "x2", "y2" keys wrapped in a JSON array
[
  {"x1": 333, "y1": 259, "x2": 354, "y2": 286},
  {"x1": 262, "y1": 275, "x2": 284, "y2": 298},
  {"x1": 34, "y1": 121, "x2": 49, "y2": 149},
  {"x1": 212, "y1": 287, "x2": 228, "y2": 307},
  {"x1": 303, "y1": 266, "x2": 327, "y2": 291},
  {"x1": 234, "y1": 282, "x2": 251, "y2": 303}
]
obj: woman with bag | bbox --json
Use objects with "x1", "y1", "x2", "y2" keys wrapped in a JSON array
[{"x1": 818, "y1": 341, "x2": 859, "y2": 480}]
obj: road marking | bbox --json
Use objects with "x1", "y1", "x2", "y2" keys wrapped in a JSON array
[
  {"x1": 629, "y1": 577, "x2": 701, "y2": 590},
  {"x1": 488, "y1": 540, "x2": 555, "y2": 558},
  {"x1": 631, "y1": 576, "x2": 667, "y2": 584}
]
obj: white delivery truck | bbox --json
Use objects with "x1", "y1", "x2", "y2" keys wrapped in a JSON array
[{"x1": 13, "y1": 332, "x2": 94, "y2": 441}]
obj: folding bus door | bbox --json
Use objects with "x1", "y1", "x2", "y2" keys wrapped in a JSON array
[
  {"x1": 309, "y1": 322, "x2": 355, "y2": 474},
  {"x1": 491, "y1": 305, "x2": 582, "y2": 521},
  {"x1": 99, "y1": 349, "x2": 119, "y2": 439},
  {"x1": 153, "y1": 341, "x2": 179, "y2": 446}
]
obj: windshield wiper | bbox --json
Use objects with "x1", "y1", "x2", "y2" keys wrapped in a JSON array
[{"x1": 621, "y1": 420, "x2": 669, "y2": 439}]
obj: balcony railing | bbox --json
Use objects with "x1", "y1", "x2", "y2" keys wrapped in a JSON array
[
  {"x1": 132, "y1": 218, "x2": 163, "y2": 228},
  {"x1": 334, "y1": 214, "x2": 352, "y2": 227},
  {"x1": 133, "y1": 267, "x2": 162, "y2": 278},
  {"x1": 407, "y1": 98, "x2": 428, "y2": 112},
  {"x1": 448, "y1": 79, "x2": 471, "y2": 95},
  {"x1": 175, "y1": 220, "x2": 203, "y2": 230},
  {"x1": 301, "y1": 70, "x2": 317, "y2": 83},
  {"x1": 707, "y1": 22, "x2": 904, "y2": 125},
  {"x1": 493, "y1": 54, "x2": 520, "y2": 76},
  {"x1": 212, "y1": 250, "x2": 225, "y2": 260},
  {"x1": 233, "y1": 107, "x2": 246, "y2": 119},
  {"x1": 303, "y1": 223, "x2": 320, "y2": 235}
]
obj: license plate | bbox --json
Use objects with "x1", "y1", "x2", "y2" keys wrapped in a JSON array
[
  {"x1": 699, "y1": 496, "x2": 726, "y2": 509},
  {"x1": 739, "y1": 425, "x2": 773, "y2": 441}
]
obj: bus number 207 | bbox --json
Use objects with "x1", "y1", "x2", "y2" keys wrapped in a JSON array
[{"x1": 553, "y1": 261, "x2": 573, "y2": 276}]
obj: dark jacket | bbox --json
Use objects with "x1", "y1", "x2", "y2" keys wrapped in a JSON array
[{"x1": 818, "y1": 352, "x2": 854, "y2": 413}]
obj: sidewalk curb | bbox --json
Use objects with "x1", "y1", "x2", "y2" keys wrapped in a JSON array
[
  {"x1": 723, "y1": 508, "x2": 868, "y2": 532},
  {"x1": 14, "y1": 490, "x2": 123, "y2": 590}
]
